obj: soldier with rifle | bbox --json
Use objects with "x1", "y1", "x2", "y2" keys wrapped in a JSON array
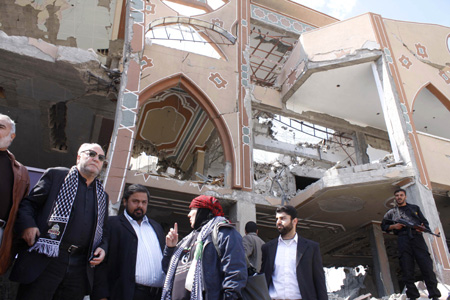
[{"x1": 381, "y1": 188, "x2": 441, "y2": 300}]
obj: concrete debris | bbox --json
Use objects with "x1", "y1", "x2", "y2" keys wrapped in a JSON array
[
  {"x1": 329, "y1": 281, "x2": 450, "y2": 300},
  {"x1": 373, "y1": 153, "x2": 395, "y2": 164},
  {"x1": 335, "y1": 267, "x2": 367, "y2": 300}
]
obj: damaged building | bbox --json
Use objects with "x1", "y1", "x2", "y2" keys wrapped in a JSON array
[{"x1": 1, "y1": 0, "x2": 450, "y2": 298}]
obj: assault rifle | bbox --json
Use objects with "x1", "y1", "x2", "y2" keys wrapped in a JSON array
[{"x1": 387, "y1": 219, "x2": 440, "y2": 237}]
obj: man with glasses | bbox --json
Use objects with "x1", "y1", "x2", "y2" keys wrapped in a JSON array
[{"x1": 10, "y1": 143, "x2": 109, "y2": 300}]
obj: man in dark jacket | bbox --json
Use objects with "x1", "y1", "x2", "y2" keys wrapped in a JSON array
[
  {"x1": 381, "y1": 188, "x2": 441, "y2": 300},
  {"x1": 0, "y1": 113, "x2": 30, "y2": 299},
  {"x1": 92, "y1": 184, "x2": 165, "y2": 300},
  {"x1": 162, "y1": 195, "x2": 247, "y2": 300},
  {"x1": 261, "y1": 205, "x2": 327, "y2": 300},
  {"x1": 11, "y1": 143, "x2": 109, "y2": 300}
]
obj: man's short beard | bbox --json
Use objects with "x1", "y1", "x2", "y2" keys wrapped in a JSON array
[
  {"x1": 278, "y1": 222, "x2": 293, "y2": 237},
  {"x1": 0, "y1": 133, "x2": 13, "y2": 149},
  {"x1": 128, "y1": 208, "x2": 144, "y2": 221}
]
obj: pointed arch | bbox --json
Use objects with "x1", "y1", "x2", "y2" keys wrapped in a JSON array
[
  {"x1": 139, "y1": 74, "x2": 238, "y2": 188},
  {"x1": 411, "y1": 82, "x2": 450, "y2": 139},
  {"x1": 412, "y1": 82, "x2": 450, "y2": 112},
  {"x1": 425, "y1": 84, "x2": 450, "y2": 111}
]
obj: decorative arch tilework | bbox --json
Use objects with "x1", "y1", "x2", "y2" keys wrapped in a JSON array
[
  {"x1": 384, "y1": 48, "x2": 393, "y2": 64},
  {"x1": 242, "y1": 126, "x2": 250, "y2": 145},
  {"x1": 131, "y1": 0, "x2": 144, "y2": 10},
  {"x1": 415, "y1": 43, "x2": 428, "y2": 59},
  {"x1": 122, "y1": 109, "x2": 137, "y2": 127},
  {"x1": 400, "y1": 103, "x2": 413, "y2": 133},
  {"x1": 399, "y1": 55, "x2": 412, "y2": 69},
  {"x1": 141, "y1": 56, "x2": 154, "y2": 70},
  {"x1": 209, "y1": 73, "x2": 228, "y2": 89},
  {"x1": 145, "y1": 2, "x2": 156, "y2": 14},
  {"x1": 251, "y1": 4, "x2": 315, "y2": 35},
  {"x1": 211, "y1": 18, "x2": 224, "y2": 28},
  {"x1": 131, "y1": 10, "x2": 144, "y2": 23},
  {"x1": 123, "y1": 92, "x2": 139, "y2": 109},
  {"x1": 439, "y1": 70, "x2": 450, "y2": 84}
]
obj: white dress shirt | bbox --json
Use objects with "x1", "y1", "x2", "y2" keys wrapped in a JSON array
[
  {"x1": 269, "y1": 233, "x2": 302, "y2": 300},
  {"x1": 124, "y1": 210, "x2": 165, "y2": 287}
]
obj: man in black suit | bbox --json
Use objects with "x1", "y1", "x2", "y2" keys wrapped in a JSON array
[
  {"x1": 92, "y1": 184, "x2": 165, "y2": 300},
  {"x1": 261, "y1": 205, "x2": 327, "y2": 300},
  {"x1": 11, "y1": 143, "x2": 109, "y2": 300}
]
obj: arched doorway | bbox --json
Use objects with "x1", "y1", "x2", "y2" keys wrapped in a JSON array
[{"x1": 136, "y1": 74, "x2": 236, "y2": 187}]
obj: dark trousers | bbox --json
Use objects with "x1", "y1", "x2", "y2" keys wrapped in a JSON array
[
  {"x1": 16, "y1": 251, "x2": 89, "y2": 300},
  {"x1": 398, "y1": 234, "x2": 441, "y2": 299},
  {"x1": 133, "y1": 284, "x2": 162, "y2": 300},
  {"x1": 1, "y1": 266, "x2": 19, "y2": 300}
]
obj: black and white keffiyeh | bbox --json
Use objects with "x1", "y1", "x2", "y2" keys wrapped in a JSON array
[
  {"x1": 161, "y1": 216, "x2": 227, "y2": 300},
  {"x1": 28, "y1": 166, "x2": 107, "y2": 258}
]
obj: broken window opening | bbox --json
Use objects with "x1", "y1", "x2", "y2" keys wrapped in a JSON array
[
  {"x1": 272, "y1": 114, "x2": 353, "y2": 146},
  {"x1": 97, "y1": 48, "x2": 109, "y2": 56},
  {"x1": 49, "y1": 102, "x2": 68, "y2": 152},
  {"x1": 250, "y1": 26, "x2": 298, "y2": 88},
  {"x1": 295, "y1": 175, "x2": 319, "y2": 191},
  {"x1": 147, "y1": 25, "x2": 221, "y2": 59},
  {"x1": 255, "y1": 113, "x2": 358, "y2": 167},
  {"x1": 161, "y1": 0, "x2": 228, "y2": 16},
  {"x1": 146, "y1": 17, "x2": 236, "y2": 60}
]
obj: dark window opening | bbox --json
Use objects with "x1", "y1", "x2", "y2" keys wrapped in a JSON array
[
  {"x1": 97, "y1": 48, "x2": 109, "y2": 56},
  {"x1": 295, "y1": 175, "x2": 319, "y2": 191},
  {"x1": 49, "y1": 102, "x2": 68, "y2": 152}
]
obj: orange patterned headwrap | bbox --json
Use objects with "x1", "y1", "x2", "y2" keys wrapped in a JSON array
[{"x1": 189, "y1": 195, "x2": 224, "y2": 217}]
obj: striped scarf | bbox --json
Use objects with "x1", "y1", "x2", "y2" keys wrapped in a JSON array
[
  {"x1": 28, "y1": 166, "x2": 107, "y2": 258},
  {"x1": 162, "y1": 216, "x2": 227, "y2": 300}
]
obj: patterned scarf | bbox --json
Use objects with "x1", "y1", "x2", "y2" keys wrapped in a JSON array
[
  {"x1": 162, "y1": 216, "x2": 227, "y2": 300},
  {"x1": 28, "y1": 166, "x2": 107, "y2": 258}
]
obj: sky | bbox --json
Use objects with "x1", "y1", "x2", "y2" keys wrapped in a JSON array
[{"x1": 292, "y1": 0, "x2": 450, "y2": 27}]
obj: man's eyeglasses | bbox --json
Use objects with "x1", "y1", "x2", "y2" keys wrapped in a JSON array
[{"x1": 81, "y1": 150, "x2": 106, "y2": 162}]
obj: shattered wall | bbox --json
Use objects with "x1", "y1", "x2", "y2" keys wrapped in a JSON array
[
  {"x1": 0, "y1": 30, "x2": 117, "y2": 169},
  {"x1": 0, "y1": 0, "x2": 117, "y2": 52}
]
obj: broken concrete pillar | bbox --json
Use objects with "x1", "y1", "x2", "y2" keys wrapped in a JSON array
[
  {"x1": 353, "y1": 131, "x2": 370, "y2": 164},
  {"x1": 367, "y1": 221, "x2": 395, "y2": 297},
  {"x1": 229, "y1": 200, "x2": 256, "y2": 235}
]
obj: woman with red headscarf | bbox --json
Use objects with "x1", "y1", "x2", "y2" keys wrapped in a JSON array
[{"x1": 162, "y1": 195, "x2": 247, "y2": 300}]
